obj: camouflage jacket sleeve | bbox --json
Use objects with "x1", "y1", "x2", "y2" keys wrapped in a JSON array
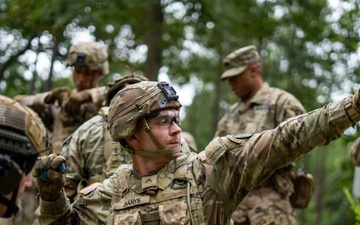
[
  {"x1": 351, "y1": 137, "x2": 360, "y2": 166},
  {"x1": 15, "y1": 92, "x2": 50, "y2": 111},
  {"x1": 89, "y1": 86, "x2": 107, "y2": 110},
  {"x1": 15, "y1": 92, "x2": 56, "y2": 130},
  {"x1": 36, "y1": 178, "x2": 114, "y2": 225},
  {"x1": 202, "y1": 95, "x2": 360, "y2": 215},
  {"x1": 62, "y1": 115, "x2": 108, "y2": 200}
]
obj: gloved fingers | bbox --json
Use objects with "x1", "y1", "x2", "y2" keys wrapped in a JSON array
[
  {"x1": 32, "y1": 153, "x2": 58, "y2": 178},
  {"x1": 47, "y1": 170, "x2": 66, "y2": 188},
  {"x1": 45, "y1": 87, "x2": 71, "y2": 104},
  {"x1": 50, "y1": 156, "x2": 66, "y2": 170}
]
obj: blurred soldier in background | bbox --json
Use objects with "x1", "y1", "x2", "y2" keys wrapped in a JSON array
[
  {"x1": 0, "y1": 95, "x2": 48, "y2": 223},
  {"x1": 62, "y1": 73, "x2": 148, "y2": 202},
  {"x1": 216, "y1": 45, "x2": 312, "y2": 225},
  {"x1": 32, "y1": 81, "x2": 360, "y2": 225},
  {"x1": 181, "y1": 131, "x2": 198, "y2": 151},
  {"x1": 12, "y1": 41, "x2": 108, "y2": 225},
  {"x1": 15, "y1": 41, "x2": 109, "y2": 155}
]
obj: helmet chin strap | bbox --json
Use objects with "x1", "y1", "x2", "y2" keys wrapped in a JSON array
[
  {"x1": 0, "y1": 187, "x2": 19, "y2": 218},
  {"x1": 124, "y1": 117, "x2": 182, "y2": 159}
]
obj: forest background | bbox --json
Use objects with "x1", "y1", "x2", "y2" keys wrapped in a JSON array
[{"x1": 1, "y1": 0, "x2": 360, "y2": 224}]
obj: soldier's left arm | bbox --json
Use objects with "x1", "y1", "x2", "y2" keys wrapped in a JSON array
[
  {"x1": 204, "y1": 93, "x2": 360, "y2": 215},
  {"x1": 89, "y1": 86, "x2": 107, "y2": 110}
]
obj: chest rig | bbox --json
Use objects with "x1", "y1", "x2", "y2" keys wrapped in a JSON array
[{"x1": 108, "y1": 153, "x2": 205, "y2": 225}]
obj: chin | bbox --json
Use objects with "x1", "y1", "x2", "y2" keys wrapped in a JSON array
[{"x1": 171, "y1": 152, "x2": 181, "y2": 159}]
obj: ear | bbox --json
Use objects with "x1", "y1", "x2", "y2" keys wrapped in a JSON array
[{"x1": 126, "y1": 135, "x2": 138, "y2": 145}]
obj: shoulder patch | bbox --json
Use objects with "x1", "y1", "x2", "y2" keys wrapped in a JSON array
[
  {"x1": 79, "y1": 182, "x2": 102, "y2": 195},
  {"x1": 233, "y1": 134, "x2": 253, "y2": 139}
]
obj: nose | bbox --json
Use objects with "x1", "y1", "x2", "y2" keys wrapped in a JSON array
[
  {"x1": 78, "y1": 71, "x2": 87, "y2": 81},
  {"x1": 24, "y1": 174, "x2": 32, "y2": 189},
  {"x1": 169, "y1": 121, "x2": 182, "y2": 134}
]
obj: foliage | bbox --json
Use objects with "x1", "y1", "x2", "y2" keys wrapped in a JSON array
[{"x1": 344, "y1": 187, "x2": 360, "y2": 225}]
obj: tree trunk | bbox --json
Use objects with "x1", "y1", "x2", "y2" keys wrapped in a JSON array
[
  {"x1": 44, "y1": 40, "x2": 60, "y2": 91},
  {"x1": 145, "y1": 0, "x2": 163, "y2": 81}
]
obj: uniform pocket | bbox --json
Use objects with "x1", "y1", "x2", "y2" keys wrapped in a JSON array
[
  {"x1": 159, "y1": 200, "x2": 191, "y2": 225},
  {"x1": 112, "y1": 210, "x2": 142, "y2": 225}
]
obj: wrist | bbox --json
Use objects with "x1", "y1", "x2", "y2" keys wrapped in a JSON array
[{"x1": 40, "y1": 191, "x2": 62, "y2": 201}]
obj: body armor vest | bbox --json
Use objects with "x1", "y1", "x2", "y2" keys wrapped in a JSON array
[{"x1": 108, "y1": 153, "x2": 206, "y2": 225}]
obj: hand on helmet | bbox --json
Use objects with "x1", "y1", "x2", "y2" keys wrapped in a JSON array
[
  {"x1": 44, "y1": 87, "x2": 71, "y2": 107},
  {"x1": 32, "y1": 153, "x2": 66, "y2": 201},
  {"x1": 64, "y1": 90, "x2": 92, "y2": 115}
]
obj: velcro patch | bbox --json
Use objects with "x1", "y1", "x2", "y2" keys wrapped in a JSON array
[{"x1": 79, "y1": 182, "x2": 101, "y2": 195}]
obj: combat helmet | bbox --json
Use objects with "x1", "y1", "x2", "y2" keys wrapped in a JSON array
[
  {"x1": 66, "y1": 42, "x2": 109, "y2": 75},
  {"x1": 108, "y1": 81, "x2": 182, "y2": 157},
  {"x1": 0, "y1": 95, "x2": 49, "y2": 217},
  {"x1": 105, "y1": 73, "x2": 149, "y2": 106}
]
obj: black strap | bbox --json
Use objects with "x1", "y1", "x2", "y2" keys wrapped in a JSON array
[{"x1": 0, "y1": 187, "x2": 19, "y2": 218}]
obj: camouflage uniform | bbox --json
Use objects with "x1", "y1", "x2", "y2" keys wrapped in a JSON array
[
  {"x1": 17, "y1": 87, "x2": 106, "y2": 155},
  {"x1": 215, "y1": 82, "x2": 305, "y2": 224},
  {"x1": 34, "y1": 81, "x2": 360, "y2": 225},
  {"x1": 12, "y1": 42, "x2": 108, "y2": 225},
  {"x1": 62, "y1": 106, "x2": 132, "y2": 201},
  {"x1": 216, "y1": 46, "x2": 307, "y2": 225}
]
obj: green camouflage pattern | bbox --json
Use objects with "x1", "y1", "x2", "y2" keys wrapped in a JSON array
[
  {"x1": 35, "y1": 94, "x2": 360, "y2": 225},
  {"x1": 221, "y1": 45, "x2": 260, "y2": 80},
  {"x1": 215, "y1": 82, "x2": 306, "y2": 225},
  {"x1": 16, "y1": 86, "x2": 106, "y2": 155},
  {"x1": 105, "y1": 73, "x2": 149, "y2": 106},
  {"x1": 108, "y1": 81, "x2": 181, "y2": 142},
  {"x1": 350, "y1": 138, "x2": 360, "y2": 166},
  {"x1": 66, "y1": 42, "x2": 109, "y2": 75},
  {"x1": 62, "y1": 106, "x2": 132, "y2": 202}
]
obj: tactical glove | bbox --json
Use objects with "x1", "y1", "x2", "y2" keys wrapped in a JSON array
[
  {"x1": 44, "y1": 87, "x2": 71, "y2": 107},
  {"x1": 64, "y1": 90, "x2": 92, "y2": 115},
  {"x1": 32, "y1": 153, "x2": 66, "y2": 201}
]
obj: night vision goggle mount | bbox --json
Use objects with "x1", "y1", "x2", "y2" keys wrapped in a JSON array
[{"x1": 157, "y1": 81, "x2": 179, "y2": 108}]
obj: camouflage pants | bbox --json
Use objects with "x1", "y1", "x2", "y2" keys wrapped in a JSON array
[{"x1": 232, "y1": 187, "x2": 297, "y2": 225}]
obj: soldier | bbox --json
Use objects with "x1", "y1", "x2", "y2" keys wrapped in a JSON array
[
  {"x1": 62, "y1": 73, "x2": 148, "y2": 202},
  {"x1": 15, "y1": 41, "x2": 109, "y2": 155},
  {"x1": 12, "y1": 41, "x2": 108, "y2": 225},
  {"x1": 0, "y1": 95, "x2": 48, "y2": 219},
  {"x1": 215, "y1": 45, "x2": 310, "y2": 224},
  {"x1": 62, "y1": 74, "x2": 195, "y2": 203},
  {"x1": 33, "y1": 81, "x2": 360, "y2": 225}
]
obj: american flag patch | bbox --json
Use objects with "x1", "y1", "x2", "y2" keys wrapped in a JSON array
[{"x1": 79, "y1": 182, "x2": 102, "y2": 195}]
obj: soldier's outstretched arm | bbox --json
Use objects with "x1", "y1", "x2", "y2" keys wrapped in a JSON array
[{"x1": 204, "y1": 90, "x2": 360, "y2": 214}]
